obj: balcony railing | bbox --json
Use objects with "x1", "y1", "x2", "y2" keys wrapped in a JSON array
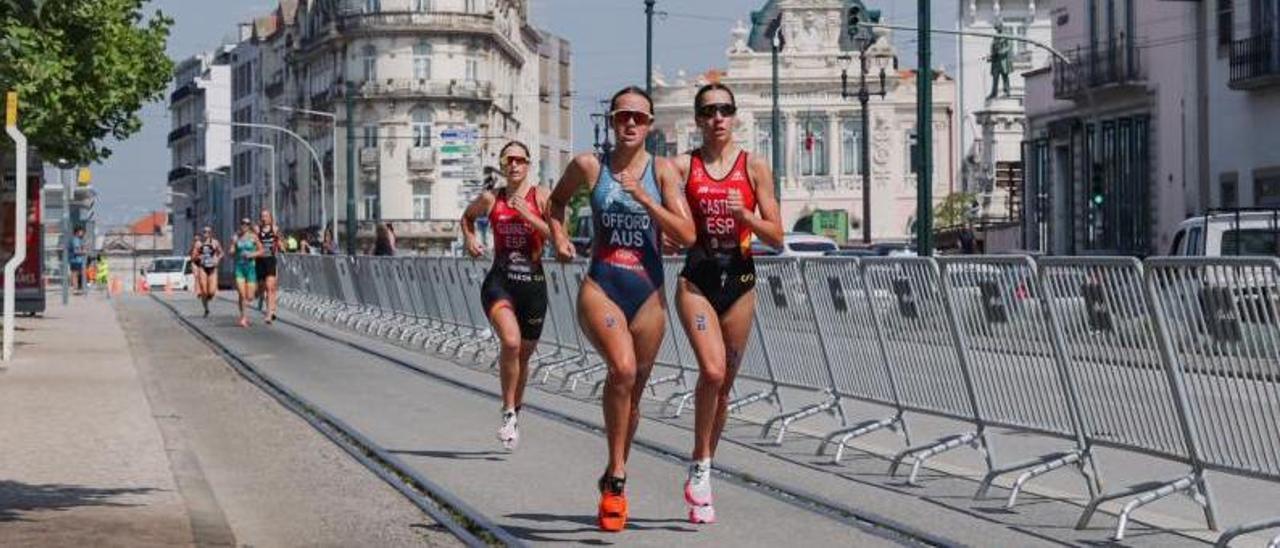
[
  {"x1": 345, "y1": 79, "x2": 495, "y2": 102},
  {"x1": 169, "y1": 82, "x2": 200, "y2": 104},
  {"x1": 1229, "y1": 32, "x2": 1280, "y2": 90},
  {"x1": 335, "y1": 11, "x2": 523, "y2": 65},
  {"x1": 167, "y1": 124, "x2": 194, "y2": 144},
  {"x1": 167, "y1": 166, "x2": 194, "y2": 182},
  {"x1": 360, "y1": 148, "x2": 379, "y2": 171},
  {"x1": 265, "y1": 79, "x2": 285, "y2": 98},
  {"x1": 310, "y1": 89, "x2": 333, "y2": 106},
  {"x1": 1053, "y1": 39, "x2": 1145, "y2": 100},
  {"x1": 408, "y1": 147, "x2": 436, "y2": 172}
]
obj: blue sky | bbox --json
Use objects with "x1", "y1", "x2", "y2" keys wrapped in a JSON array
[{"x1": 89, "y1": 0, "x2": 957, "y2": 225}]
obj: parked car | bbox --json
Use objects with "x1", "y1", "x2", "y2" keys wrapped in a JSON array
[
  {"x1": 1169, "y1": 209, "x2": 1280, "y2": 257},
  {"x1": 750, "y1": 240, "x2": 781, "y2": 257},
  {"x1": 780, "y1": 233, "x2": 838, "y2": 257},
  {"x1": 145, "y1": 256, "x2": 193, "y2": 290},
  {"x1": 823, "y1": 248, "x2": 877, "y2": 258}
]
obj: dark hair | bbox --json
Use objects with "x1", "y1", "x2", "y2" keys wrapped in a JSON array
[
  {"x1": 609, "y1": 85, "x2": 654, "y2": 114},
  {"x1": 498, "y1": 140, "x2": 530, "y2": 159},
  {"x1": 694, "y1": 83, "x2": 736, "y2": 110}
]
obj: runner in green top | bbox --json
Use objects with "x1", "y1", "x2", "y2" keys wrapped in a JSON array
[{"x1": 232, "y1": 218, "x2": 264, "y2": 328}]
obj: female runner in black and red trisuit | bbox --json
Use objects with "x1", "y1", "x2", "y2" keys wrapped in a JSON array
[
  {"x1": 461, "y1": 141, "x2": 552, "y2": 451},
  {"x1": 672, "y1": 83, "x2": 784, "y2": 524}
]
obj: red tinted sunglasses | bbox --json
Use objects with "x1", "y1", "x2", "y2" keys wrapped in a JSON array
[{"x1": 610, "y1": 109, "x2": 653, "y2": 126}]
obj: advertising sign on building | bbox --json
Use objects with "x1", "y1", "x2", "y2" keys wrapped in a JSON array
[{"x1": 0, "y1": 174, "x2": 45, "y2": 313}]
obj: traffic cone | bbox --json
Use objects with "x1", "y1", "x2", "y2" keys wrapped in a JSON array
[
  {"x1": 137, "y1": 277, "x2": 149, "y2": 294},
  {"x1": 164, "y1": 283, "x2": 173, "y2": 298}
]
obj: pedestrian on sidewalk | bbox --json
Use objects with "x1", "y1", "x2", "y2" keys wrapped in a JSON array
[
  {"x1": 672, "y1": 83, "x2": 784, "y2": 525},
  {"x1": 373, "y1": 222, "x2": 396, "y2": 256},
  {"x1": 547, "y1": 86, "x2": 696, "y2": 533},
  {"x1": 461, "y1": 140, "x2": 550, "y2": 452},
  {"x1": 232, "y1": 218, "x2": 265, "y2": 328},
  {"x1": 67, "y1": 227, "x2": 86, "y2": 293}
]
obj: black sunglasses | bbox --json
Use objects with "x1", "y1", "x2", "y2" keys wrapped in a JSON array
[{"x1": 696, "y1": 103, "x2": 737, "y2": 118}]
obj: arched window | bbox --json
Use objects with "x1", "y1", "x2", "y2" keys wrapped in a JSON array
[
  {"x1": 413, "y1": 41, "x2": 431, "y2": 80},
  {"x1": 412, "y1": 108, "x2": 432, "y2": 149}
]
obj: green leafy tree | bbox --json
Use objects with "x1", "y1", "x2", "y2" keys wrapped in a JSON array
[
  {"x1": 566, "y1": 184, "x2": 591, "y2": 237},
  {"x1": 934, "y1": 191, "x2": 979, "y2": 229},
  {"x1": 0, "y1": 0, "x2": 173, "y2": 163}
]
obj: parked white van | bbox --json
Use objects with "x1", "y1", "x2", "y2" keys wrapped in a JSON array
[{"x1": 1168, "y1": 210, "x2": 1280, "y2": 257}]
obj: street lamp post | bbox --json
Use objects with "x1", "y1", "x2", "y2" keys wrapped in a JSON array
[
  {"x1": 917, "y1": 0, "x2": 933, "y2": 256},
  {"x1": 771, "y1": 23, "x2": 784, "y2": 203},
  {"x1": 841, "y1": 49, "x2": 888, "y2": 245},
  {"x1": 233, "y1": 141, "x2": 276, "y2": 222},
  {"x1": 645, "y1": 0, "x2": 655, "y2": 97},
  {"x1": 55, "y1": 160, "x2": 73, "y2": 305},
  {"x1": 275, "y1": 106, "x2": 338, "y2": 252},
  {"x1": 203, "y1": 119, "x2": 328, "y2": 248}
]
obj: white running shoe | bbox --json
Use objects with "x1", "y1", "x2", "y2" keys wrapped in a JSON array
[
  {"x1": 684, "y1": 461, "x2": 715, "y2": 523},
  {"x1": 689, "y1": 504, "x2": 716, "y2": 524},
  {"x1": 497, "y1": 410, "x2": 519, "y2": 451}
]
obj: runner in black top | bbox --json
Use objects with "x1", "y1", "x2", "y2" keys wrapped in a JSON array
[
  {"x1": 190, "y1": 226, "x2": 224, "y2": 317},
  {"x1": 461, "y1": 141, "x2": 551, "y2": 451},
  {"x1": 255, "y1": 209, "x2": 281, "y2": 324}
]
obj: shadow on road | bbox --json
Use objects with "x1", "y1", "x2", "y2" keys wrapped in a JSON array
[
  {"x1": 387, "y1": 448, "x2": 509, "y2": 462},
  {"x1": 501, "y1": 512, "x2": 696, "y2": 543},
  {"x1": 0, "y1": 481, "x2": 159, "y2": 522}
]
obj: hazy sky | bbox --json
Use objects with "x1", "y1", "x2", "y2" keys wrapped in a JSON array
[{"x1": 88, "y1": 0, "x2": 957, "y2": 225}]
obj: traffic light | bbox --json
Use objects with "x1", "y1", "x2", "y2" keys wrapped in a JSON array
[
  {"x1": 1090, "y1": 169, "x2": 1104, "y2": 206},
  {"x1": 847, "y1": 6, "x2": 863, "y2": 39}
]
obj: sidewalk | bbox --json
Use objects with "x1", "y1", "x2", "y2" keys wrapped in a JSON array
[{"x1": 0, "y1": 292, "x2": 195, "y2": 546}]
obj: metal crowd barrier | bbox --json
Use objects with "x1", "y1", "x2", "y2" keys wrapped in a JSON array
[
  {"x1": 1145, "y1": 257, "x2": 1280, "y2": 547},
  {"x1": 1039, "y1": 257, "x2": 1216, "y2": 540},
  {"x1": 274, "y1": 253, "x2": 1280, "y2": 545}
]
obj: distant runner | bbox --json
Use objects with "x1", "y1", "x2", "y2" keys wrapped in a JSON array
[{"x1": 461, "y1": 140, "x2": 551, "y2": 451}]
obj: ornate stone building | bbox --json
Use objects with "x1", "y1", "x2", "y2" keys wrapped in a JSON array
[
  {"x1": 650, "y1": 0, "x2": 957, "y2": 242},
  {"x1": 171, "y1": 0, "x2": 571, "y2": 254}
]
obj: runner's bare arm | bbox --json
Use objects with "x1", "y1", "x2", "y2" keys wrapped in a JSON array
[
  {"x1": 548, "y1": 153, "x2": 597, "y2": 262},
  {"x1": 642, "y1": 157, "x2": 696, "y2": 247},
  {"x1": 743, "y1": 154, "x2": 785, "y2": 249},
  {"x1": 461, "y1": 190, "x2": 497, "y2": 258}
]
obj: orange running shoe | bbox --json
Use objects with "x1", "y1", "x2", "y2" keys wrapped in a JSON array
[{"x1": 597, "y1": 475, "x2": 627, "y2": 532}]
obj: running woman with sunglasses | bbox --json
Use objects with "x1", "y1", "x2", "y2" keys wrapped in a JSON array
[
  {"x1": 673, "y1": 83, "x2": 783, "y2": 524},
  {"x1": 549, "y1": 86, "x2": 696, "y2": 532},
  {"x1": 461, "y1": 141, "x2": 550, "y2": 451},
  {"x1": 190, "y1": 226, "x2": 224, "y2": 317}
]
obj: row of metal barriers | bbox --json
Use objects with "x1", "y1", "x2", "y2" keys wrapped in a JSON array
[{"x1": 276, "y1": 253, "x2": 1280, "y2": 545}]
